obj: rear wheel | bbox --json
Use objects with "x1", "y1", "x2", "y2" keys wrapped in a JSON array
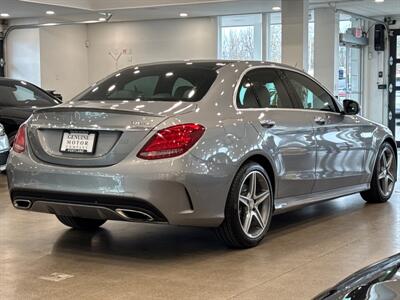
[
  {"x1": 216, "y1": 162, "x2": 273, "y2": 249},
  {"x1": 361, "y1": 142, "x2": 396, "y2": 203},
  {"x1": 56, "y1": 215, "x2": 106, "y2": 230}
]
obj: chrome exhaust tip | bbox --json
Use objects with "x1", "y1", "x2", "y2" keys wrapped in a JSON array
[
  {"x1": 13, "y1": 199, "x2": 32, "y2": 210},
  {"x1": 115, "y1": 209, "x2": 154, "y2": 222}
]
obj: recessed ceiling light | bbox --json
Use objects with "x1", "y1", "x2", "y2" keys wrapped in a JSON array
[
  {"x1": 272, "y1": 6, "x2": 281, "y2": 11},
  {"x1": 179, "y1": 13, "x2": 188, "y2": 17},
  {"x1": 374, "y1": 0, "x2": 384, "y2": 2},
  {"x1": 46, "y1": 10, "x2": 55, "y2": 15},
  {"x1": 0, "y1": 13, "x2": 10, "y2": 17},
  {"x1": 98, "y1": 17, "x2": 106, "y2": 22}
]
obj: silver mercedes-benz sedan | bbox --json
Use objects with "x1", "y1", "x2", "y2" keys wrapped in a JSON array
[{"x1": 7, "y1": 61, "x2": 397, "y2": 248}]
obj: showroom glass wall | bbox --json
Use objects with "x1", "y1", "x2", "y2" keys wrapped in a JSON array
[
  {"x1": 338, "y1": 13, "x2": 364, "y2": 103},
  {"x1": 218, "y1": 11, "x2": 365, "y2": 104},
  {"x1": 218, "y1": 12, "x2": 315, "y2": 75}
]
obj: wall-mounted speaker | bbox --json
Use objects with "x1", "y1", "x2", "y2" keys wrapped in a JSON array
[{"x1": 374, "y1": 24, "x2": 385, "y2": 51}]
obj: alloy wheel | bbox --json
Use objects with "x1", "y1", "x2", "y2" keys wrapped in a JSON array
[
  {"x1": 377, "y1": 146, "x2": 396, "y2": 197},
  {"x1": 238, "y1": 171, "x2": 271, "y2": 239}
]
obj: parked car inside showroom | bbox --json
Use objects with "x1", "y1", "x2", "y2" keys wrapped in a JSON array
[
  {"x1": 7, "y1": 60, "x2": 397, "y2": 248},
  {"x1": 0, "y1": 78, "x2": 61, "y2": 144}
]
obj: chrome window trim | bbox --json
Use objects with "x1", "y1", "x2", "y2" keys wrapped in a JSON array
[{"x1": 233, "y1": 64, "x2": 342, "y2": 114}]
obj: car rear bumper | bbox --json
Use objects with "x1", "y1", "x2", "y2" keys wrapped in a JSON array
[
  {"x1": 7, "y1": 150, "x2": 231, "y2": 227},
  {"x1": 10, "y1": 189, "x2": 168, "y2": 223}
]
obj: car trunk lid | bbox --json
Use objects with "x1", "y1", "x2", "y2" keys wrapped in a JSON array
[{"x1": 27, "y1": 101, "x2": 196, "y2": 167}]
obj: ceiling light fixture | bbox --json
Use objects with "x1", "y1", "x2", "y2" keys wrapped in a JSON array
[
  {"x1": 179, "y1": 13, "x2": 188, "y2": 17},
  {"x1": 374, "y1": 0, "x2": 384, "y2": 2},
  {"x1": 0, "y1": 13, "x2": 10, "y2": 17},
  {"x1": 46, "y1": 10, "x2": 55, "y2": 15},
  {"x1": 98, "y1": 17, "x2": 106, "y2": 21},
  {"x1": 272, "y1": 6, "x2": 281, "y2": 11}
]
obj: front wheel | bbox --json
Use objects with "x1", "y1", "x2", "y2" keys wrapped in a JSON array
[
  {"x1": 56, "y1": 215, "x2": 106, "y2": 230},
  {"x1": 216, "y1": 162, "x2": 274, "y2": 249},
  {"x1": 361, "y1": 142, "x2": 396, "y2": 203}
]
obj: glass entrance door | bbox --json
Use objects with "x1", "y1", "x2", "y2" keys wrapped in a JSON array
[
  {"x1": 388, "y1": 29, "x2": 400, "y2": 146},
  {"x1": 338, "y1": 45, "x2": 362, "y2": 103}
]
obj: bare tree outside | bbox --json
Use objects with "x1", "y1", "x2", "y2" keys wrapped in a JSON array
[
  {"x1": 269, "y1": 24, "x2": 281, "y2": 63},
  {"x1": 221, "y1": 26, "x2": 256, "y2": 60}
]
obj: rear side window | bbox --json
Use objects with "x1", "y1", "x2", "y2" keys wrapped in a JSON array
[
  {"x1": 77, "y1": 64, "x2": 219, "y2": 102},
  {"x1": 0, "y1": 81, "x2": 58, "y2": 107},
  {"x1": 237, "y1": 68, "x2": 293, "y2": 109},
  {"x1": 284, "y1": 71, "x2": 338, "y2": 112}
]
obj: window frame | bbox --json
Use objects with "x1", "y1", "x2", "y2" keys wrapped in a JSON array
[
  {"x1": 218, "y1": 14, "x2": 263, "y2": 61},
  {"x1": 281, "y1": 69, "x2": 341, "y2": 114},
  {"x1": 234, "y1": 66, "x2": 342, "y2": 113},
  {"x1": 234, "y1": 66, "x2": 297, "y2": 111}
]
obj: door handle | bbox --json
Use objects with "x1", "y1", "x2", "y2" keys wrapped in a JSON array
[
  {"x1": 260, "y1": 120, "x2": 276, "y2": 128},
  {"x1": 314, "y1": 116, "x2": 326, "y2": 125}
]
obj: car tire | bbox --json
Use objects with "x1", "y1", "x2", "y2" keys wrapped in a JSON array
[
  {"x1": 216, "y1": 162, "x2": 274, "y2": 249},
  {"x1": 361, "y1": 142, "x2": 396, "y2": 203},
  {"x1": 56, "y1": 215, "x2": 106, "y2": 230}
]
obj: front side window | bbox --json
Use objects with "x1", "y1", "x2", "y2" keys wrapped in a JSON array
[
  {"x1": 77, "y1": 64, "x2": 219, "y2": 102},
  {"x1": 284, "y1": 71, "x2": 337, "y2": 112},
  {"x1": 237, "y1": 68, "x2": 293, "y2": 109}
]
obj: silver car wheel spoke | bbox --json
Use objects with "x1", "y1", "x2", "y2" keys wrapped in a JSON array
[
  {"x1": 253, "y1": 208, "x2": 265, "y2": 229},
  {"x1": 248, "y1": 173, "x2": 257, "y2": 198},
  {"x1": 239, "y1": 196, "x2": 250, "y2": 208},
  {"x1": 238, "y1": 170, "x2": 270, "y2": 238},
  {"x1": 386, "y1": 152, "x2": 393, "y2": 169},
  {"x1": 255, "y1": 190, "x2": 269, "y2": 206},
  {"x1": 243, "y1": 212, "x2": 252, "y2": 233}
]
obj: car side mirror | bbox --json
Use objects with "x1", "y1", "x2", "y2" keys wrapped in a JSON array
[{"x1": 342, "y1": 99, "x2": 359, "y2": 115}]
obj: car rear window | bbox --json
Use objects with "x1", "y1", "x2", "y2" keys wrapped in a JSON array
[
  {"x1": 0, "y1": 80, "x2": 59, "y2": 107},
  {"x1": 77, "y1": 64, "x2": 221, "y2": 102}
]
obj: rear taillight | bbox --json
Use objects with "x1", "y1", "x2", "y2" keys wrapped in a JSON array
[
  {"x1": 13, "y1": 124, "x2": 27, "y2": 153},
  {"x1": 137, "y1": 123, "x2": 205, "y2": 160}
]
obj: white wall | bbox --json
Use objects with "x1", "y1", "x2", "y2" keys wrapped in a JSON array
[
  {"x1": 5, "y1": 17, "x2": 217, "y2": 99},
  {"x1": 314, "y1": 8, "x2": 338, "y2": 93},
  {"x1": 87, "y1": 17, "x2": 217, "y2": 83},
  {"x1": 6, "y1": 28, "x2": 41, "y2": 86},
  {"x1": 39, "y1": 25, "x2": 89, "y2": 100}
]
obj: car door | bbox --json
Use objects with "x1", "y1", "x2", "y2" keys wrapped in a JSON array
[
  {"x1": 283, "y1": 70, "x2": 370, "y2": 193},
  {"x1": 236, "y1": 68, "x2": 317, "y2": 200}
]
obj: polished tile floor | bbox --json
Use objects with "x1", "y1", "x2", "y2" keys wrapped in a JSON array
[{"x1": 1, "y1": 174, "x2": 400, "y2": 300}]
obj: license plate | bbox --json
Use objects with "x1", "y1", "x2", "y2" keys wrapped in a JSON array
[{"x1": 60, "y1": 131, "x2": 97, "y2": 154}]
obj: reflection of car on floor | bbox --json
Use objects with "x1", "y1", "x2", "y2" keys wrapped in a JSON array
[
  {"x1": 314, "y1": 253, "x2": 400, "y2": 300},
  {"x1": 0, "y1": 78, "x2": 61, "y2": 144},
  {"x1": 6, "y1": 60, "x2": 398, "y2": 249}
]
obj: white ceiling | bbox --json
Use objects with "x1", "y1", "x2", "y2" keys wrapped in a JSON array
[{"x1": 0, "y1": 0, "x2": 399, "y2": 23}]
